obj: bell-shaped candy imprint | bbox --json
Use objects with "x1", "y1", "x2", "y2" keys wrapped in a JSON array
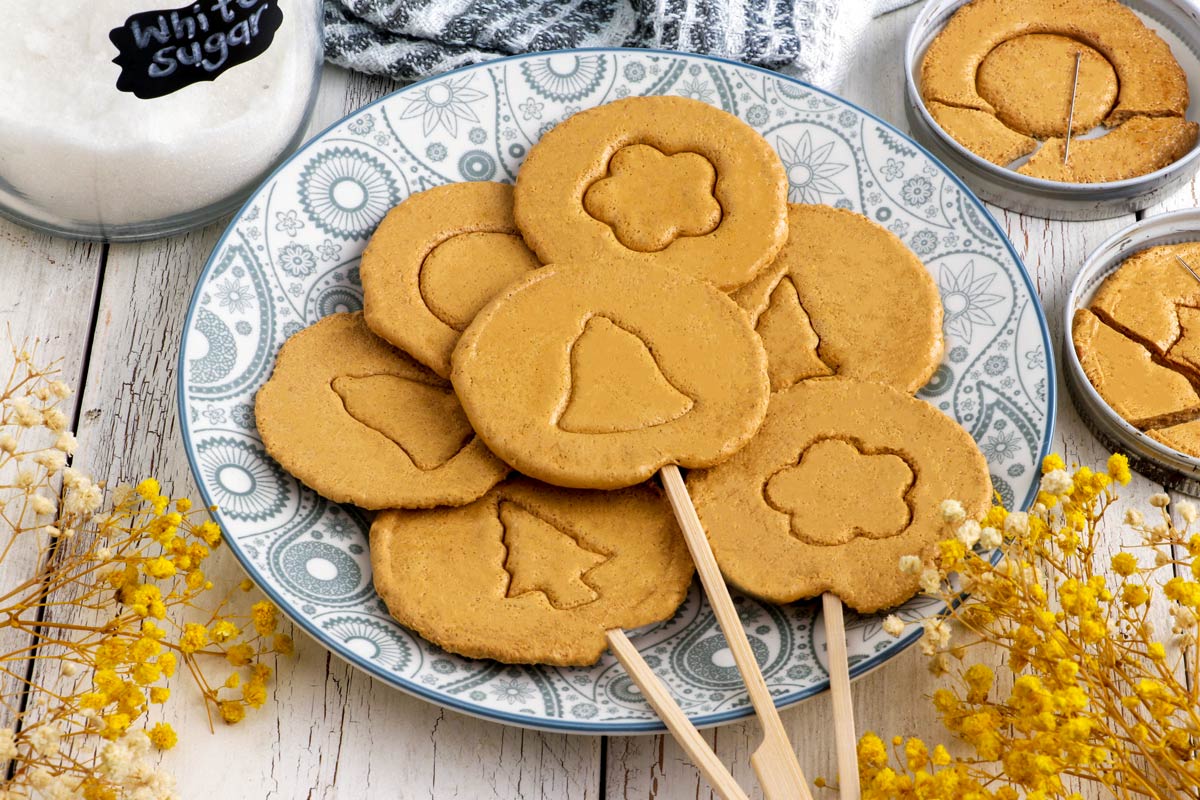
[{"x1": 451, "y1": 261, "x2": 770, "y2": 489}]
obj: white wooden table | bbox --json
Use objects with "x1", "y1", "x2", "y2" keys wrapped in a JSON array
[{"x1": 4, "y1": 5, "x2": 1194, "y2": 797}]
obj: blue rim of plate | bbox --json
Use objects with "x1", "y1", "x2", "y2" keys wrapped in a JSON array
[{"x1": 177, "y1": 47, "x2": 1057, "y2": 734}]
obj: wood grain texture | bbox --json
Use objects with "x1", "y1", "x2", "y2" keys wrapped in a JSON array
[
  {"x1": 606, "y1": 629, "x2": 749, "y2": 800},
  {"x1": 3, "y1": 5, "x2": 1197, "y2": 795},
  {"x1": 0, "y1": 223, "x2": 102, "y2": 730}
]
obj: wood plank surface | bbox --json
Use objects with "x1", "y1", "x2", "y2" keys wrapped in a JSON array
[
  {"x1": 0, "y1": 224, "x2": 102, "y2": 731},
  {"x1": 9, "y1": 66, "x2": 602, "y2": 800},
  {"x1": 2, "y1": 4, "x2": 1197, "y2": 796}
]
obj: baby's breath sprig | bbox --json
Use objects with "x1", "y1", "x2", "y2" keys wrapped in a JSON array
[
  {"x1": 0, "y1": 343, "x2": 291, "y2": 800},
  {"x1": 849, "y1": 453, "x2": 1200, "y2": 799}
]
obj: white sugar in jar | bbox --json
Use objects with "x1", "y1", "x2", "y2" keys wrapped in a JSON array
[{"x1": 0, "y1": 1, "x2": 322, "y2": 241}]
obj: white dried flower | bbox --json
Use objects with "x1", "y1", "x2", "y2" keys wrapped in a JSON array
[
  {"x1": 919, "y1": 568, "x2": 941, "y2": 594},
  {"x1": 43, "y1": 775, "x2": 75, "y2": 800},
  {"x1": 920, "y1": 619, "x2": 951, "y2": 655},
  {"x1": 1155, "y1": 549, "x2": 1172, "y2": 568},
  {"x1": 49, "y1": 380, "x2": 71, "y2": 399},
  {"x1": 8, "y1": 398, "x2": 41, "y2": 428},
  {"x1": 14, "y1": 470, "x2": 34, "y2": 489},
  {"x1": 28, "y1": 721, "x2": 61, "y2": 757},
  {"x1": 0, "y1": 728, "x2": 17, "y2": 761},
  {"x1": 64, "y1": 481, "x2": 102, "y2": 515},
  {"x1": 1031, "y1": 502, "x2": 1047, "y2": 516},
  {"x1": 41, "y1": 526, "x2": 61, "y2": 539},
  {"x1": 33, "y1": 449, "x2": 65, "y2": 474},
  {"x1": 0, "y1": 433, "x2": 17, "y2": 454},
  {"x1": 96, "y1": 546, "x2": 114, "y2": 561},
  {"x1": 125, "y1": 730, "x2": 151, "y2": 757},
  {"x1": 111, "y1": 483, "x2": 136, "y2": 508},
  {"x1": 61, "y1": 466, "x2": 87, "y2": 489},
  {"x1": 1178, "y1": 500, "x2": 1198, "y2": 524},
  {"x1": 1124, "y1": 508, "x2": 1144, "y2": 526},
  {"x1": 99, "y1": 739, "x2": 134, "y2": 782},
  {"x1": 898, "y1": 555, "x2": 922, "y2": 575},
  {"x1": 955, "y1": 519, "x2": 981, "y2": 549},
  {"x1": 1149, "y1": 492, "x2": 1171, "y2": 508},
  {"x1": 979, "y1": 526, "x2": 1002, "y2": 549},
  {"x1": 882, "y1": 615, "x2": 905, "y2": 638},
  {"x1": 61, "y1": 661, "x2": 79, "y2": 678},
  {"x1": 940, "y1": 499, "x2": 966, "y2": 524},
  {"x1": 149, "y1": 768, "x2": 178, "y2": 798},
  {"x1": 42, "y1": 407, "x2": 67, "y2": 433},
  {"x1": 1170, "y1": 603, "x2": 1197, "y2": 632},
  {"x1": 1004, "y1": 511, "x2": 1030, "y2": 537},
  {"x1": 928, "y1": 652, "x2": 951, "y2": 676},
  {"x1": 53, "y1": 432, "x2": 76, "y2": 454},
  {"x1": 28, "y1": 768, "x2": 52, "y2": 791},
  {"x1": 30, "y1": 494, "x2": 54, "y2": 516},
  {"x1": 1039, "y1": 468, "x2": 1072, "y2": 496}
]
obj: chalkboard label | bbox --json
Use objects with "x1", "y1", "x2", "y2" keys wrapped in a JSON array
[{"x1": 110, "y1": 0, "x2": 284, "y2": 99}]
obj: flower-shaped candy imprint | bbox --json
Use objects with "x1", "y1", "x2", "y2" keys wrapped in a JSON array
[
  {"x1": 733, "y1": 205, "x2": 944, "y2": 395},
  {"x1": 513, "y1": 96, "x2": 788, "y2": 292},
  {"x1": 361, "y1": 182, "x2": 541, "y2": 378},
  {"x1": 370, "y1": 477, "x2": 694, "y2": 665},
  {"x1": 255, "y1": 312, "x2": 508, "y2": 509},
  {"x1": 450, "y1": 261, "x2": 770, "y2": 489},
  {"x1": 687, "y1": 379, "x2": 992, "y2": 613}
]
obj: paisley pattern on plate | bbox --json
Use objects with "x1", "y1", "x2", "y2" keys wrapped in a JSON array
[{"x1": 179, "y1": 49, "x2": 1055, "y2": 733}]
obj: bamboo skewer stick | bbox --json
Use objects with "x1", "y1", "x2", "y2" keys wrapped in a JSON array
[
  {"x1": 822, "y1": 592, "x2": 860, "y2": 800},
  {"x1": 660, "y1": 465, "x2": 814, "y2": 800},
  {"x1": 606, "y1": 628, "x2": 750, "y2": 800}
]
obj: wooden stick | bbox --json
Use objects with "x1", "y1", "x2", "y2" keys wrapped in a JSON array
[
  {"x1": 606, "y1": 629, "x2": 750, "y2": 800},
  {"x1": 659, "y1": 465, "x2": 814, "y2": 800},
  {"x1": 822, "y1": 592, "x2": 861, "y2": 800}
]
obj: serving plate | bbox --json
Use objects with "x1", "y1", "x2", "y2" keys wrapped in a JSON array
[{"x1": 178, "y1": 48, "x2": 1055, "y2": 733}]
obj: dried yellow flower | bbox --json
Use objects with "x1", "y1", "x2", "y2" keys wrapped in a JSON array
[
  {"x1": 218, "y1": 700, "x2": 246, "y2": 725},
  {"x1": 861, "y1": 454, "x2": 1200, "y2": 798},
  {"x1": 1111, "y1": 552, "x2": 1138, "y2": 577},
  {"x1": 250, "y1": 601, "x2": 278, "y2": 636},
  {"x1": 146, "y1": 722, "x2": 176, "y2": 751}
]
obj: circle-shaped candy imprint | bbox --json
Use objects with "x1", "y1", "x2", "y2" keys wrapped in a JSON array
[
  {"x1": 976, "y1": 34, "x2": 1117, "y2": 139},
  {"x1": 361, "y1": 182, "x2": 541, "y2": 378},
  {"x1": 370, "y1": 477, "x2": 694, "y2": 666},
  {"x1": 687, "y1": 379, "x2": 992, "y2": 613},
  {"x1": 451, "y1": 261, "x2": 770, "y2": 489},
  {"x1": 513, "y1": 96, "x2": 789, "y2": 292},
  {"x1": 255, "y1": 312, "x2": 508, "y2": 509},
  {"x1": 733, "y1": 205, "x2": 943, "y2": 395}
]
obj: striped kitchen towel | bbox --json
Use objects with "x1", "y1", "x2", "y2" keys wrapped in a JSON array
[{"x1": 323, "y1": 0, "x2": 917, "y2": 90}]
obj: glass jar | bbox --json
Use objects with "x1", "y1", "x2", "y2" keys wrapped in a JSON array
[{"x1": 0, "y1": 1, "x2": 323, "y2": 241}]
